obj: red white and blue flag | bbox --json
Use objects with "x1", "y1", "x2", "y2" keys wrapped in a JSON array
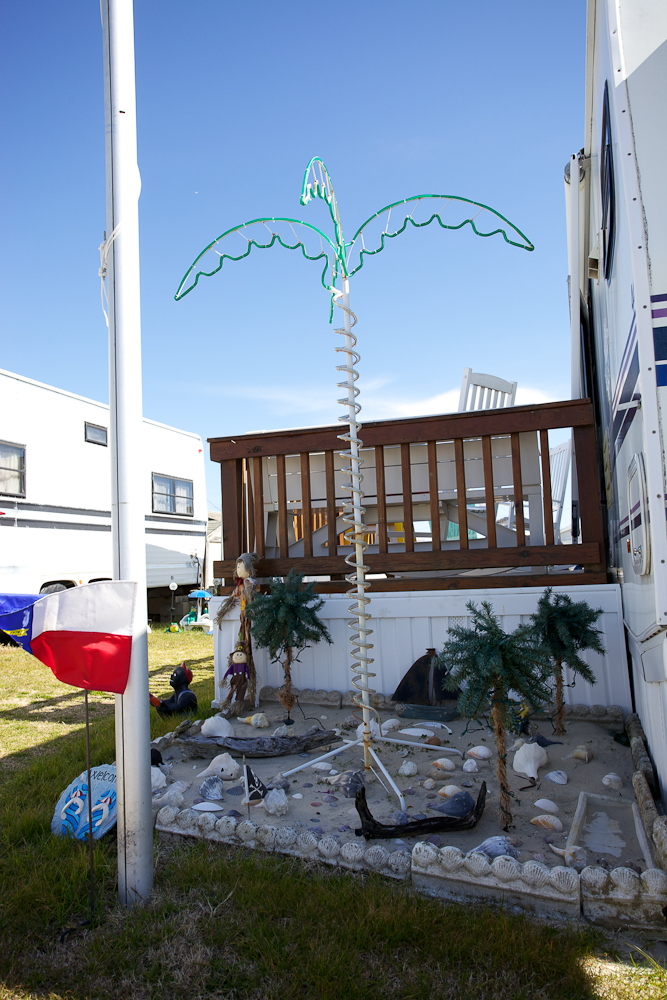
[{"x1": 0, "y1": 581, "x2": 137, "y2": 694}]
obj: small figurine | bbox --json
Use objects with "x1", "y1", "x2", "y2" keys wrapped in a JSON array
[
  {"x1": 149, "y1": 662, "x2": 197, "y2": 715},
  {"x1": 220, "y1": 644, "x2": 250, "y2": 716},
  {"x1": 215, "y1": 552, "x2": 259, "y2": 705}
]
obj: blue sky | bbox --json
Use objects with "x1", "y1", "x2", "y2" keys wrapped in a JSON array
[{"x1": 0, "y1": 1, "x2": 586, "y2": 509}]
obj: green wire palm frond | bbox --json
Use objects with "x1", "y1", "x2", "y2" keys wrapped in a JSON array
[
  {"x1": 528, "y1": 588, "x2": 604, "y2": 685},
  {"x1": 245, "y1": 570, "x2": 332, "y2": 664},
  {"x1": 434, "y1": 601, "x2": 552, "y2": 722},
  {"x1": 175, "y1": 157, "x2": 533, "y2": 321}
]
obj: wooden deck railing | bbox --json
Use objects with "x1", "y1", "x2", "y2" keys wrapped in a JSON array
[{"x1": 209, "y1": 399, "x2": 607, "y2": 592}]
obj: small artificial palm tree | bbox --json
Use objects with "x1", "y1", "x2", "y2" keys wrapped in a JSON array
[
  {"x1": 434, "y1": 601, "x2": 552, "y2": 830},
  {"x1": 245, "y1": 570, "x2": 332, "y2": 720},
  {"x1": 528, "y1": 588, "x2": 604, "y2": 735}
]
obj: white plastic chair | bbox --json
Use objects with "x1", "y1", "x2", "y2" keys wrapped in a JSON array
[
  {"x1": 458, "y1": 368, "x2": 518, "y2": 412},
  {"x1": 549, "y1": 440, "x2": 571, "y2": 540}
]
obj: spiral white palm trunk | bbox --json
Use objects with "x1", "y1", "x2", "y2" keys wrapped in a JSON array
[{"x1": 335, "y1": 277, "x2": 374, "y2": 769}]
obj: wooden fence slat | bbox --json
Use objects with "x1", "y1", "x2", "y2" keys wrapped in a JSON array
[
  {"x1": 454, "y1": 438, "x2": 468, "y2": 549},
  {"x1": 540, "y1": 429, "x2": 555, "y2": 546},
  {"x1": 245, "y1": 459, "x2": 255, "y2": 552},
  {"x1": 276, "y1": 453, "x2": 289, "y2": 558},
  {"x1": 401, "y1": 442, "x2": 414, "y2": 552},
  {"x1": 253, "y1": 456, "x2": 265, "y2": 558},
  {"x1": 573, "y1": 424, "x2": 606, "y2": 574},
  {"x1": 481, "y1": 435, "x2": 497, "y2": 549},
  {"x1": 511, "y1": 432, "x2": 526, "y2": 546},
  {"x1": 300, "y1": 452, "x2": 312, "y2": 558},
  {"x1": 220, "y1": 458, "x2": 243, "y2": 584},
  {"x1": 427, "y1": 440, "x2": 441, "y2": 552},
  {"x1": 375, "y1": 445, "x2": 388, "y2": 554},
  {"x1": 214, "y1": 542, "x2": 600, "y2": 578},
  {"x1": 325, "y1": 450, "x2": 338, "y2": 557}
]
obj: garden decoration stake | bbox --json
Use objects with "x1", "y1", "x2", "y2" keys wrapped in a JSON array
[
  {"x1": 245, "y1": 570, "x2": 332, "y2": 722},
  {"x1": 528, "y1": 588, "x2": 604, "y2": 735},
  {"x1": 435, "y1": 601, "x2": 552, "y2": 830},
  {"x1": 176, "y1": 156, "x2": 533, "y2": 774}
]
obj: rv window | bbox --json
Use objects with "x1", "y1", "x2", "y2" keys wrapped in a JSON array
[
  {"x1": 152, "y1": 474, "x2": 194, "y2": 515},
  {"x1": 0, "y1": 440, "x2": 25, "y2": 497},
  {"x1": 600, "y1": 81, "x2": 616, "y2": 282},
  {"x1": 85, "y1": 422, "x2": 108, "y2": 447}
]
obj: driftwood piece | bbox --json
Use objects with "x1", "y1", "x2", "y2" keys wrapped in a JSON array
[
  {"x1": 175, "y1": 724, "x2": 340, "y2": 759},
  {"x1": 354, "y1": 783, "x2": 486, "y2": 840}
]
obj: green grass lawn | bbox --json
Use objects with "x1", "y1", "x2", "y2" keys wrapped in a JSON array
[{"x1": 1, "y1": 631, "x2": 666, "y2": 999}]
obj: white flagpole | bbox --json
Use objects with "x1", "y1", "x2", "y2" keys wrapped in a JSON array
[{"x1": 101, "y1": 0, "x2": 153, "y2": 905}]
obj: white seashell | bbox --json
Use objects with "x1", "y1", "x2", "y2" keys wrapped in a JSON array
[
  {"x1": 255, "y1": 825, "x2": 277, "y2": 849},
  {"x1": 311, "y1": 762, "x2": 332, "y2": 771},
  {"x1": 530, "y1": 814, "x2": 564, "y2": 832},
  {"x1": 580, "y1": 866, "x2": 610, "y2": 893},
  {"x1": 197, "y1": 753, "x2": 240, "y2": 781},
  {"x1": 263, "y1": 788, "x2": 289, "y2": 816},
  {"x1": 492, "y1": 856, "x2": 522, "y2": 882},
  {"x1": 201, "y1": 715, "x2": 234, "y2": 738},
  {"x1": 150, "y1": 766, "x2": 167, "y2": 790},
  {"x1": 296, "y1": 831, "x2": 318, "y2": 855},
  {"x1": 521, "y1": 860, "x2": 551, "y2": 889},
  {"x1": 432, "y1": 758, "x2": 457, "y2": 772},
  {"x1": 236, "y1": 820, "x2": 258, "y2": 843},
  {"x1": 565, "y1": 745, "x2": 593, "y2": 762},
  {"x1": 602, "y1": 772, "x2": 623, "y2": 790},
  {"x1": 196, "y1": 812, "x2": 216, "y2": 834},
  {"x1": 272, "y1": 724, "x2": 290, "y2": 737},
  {"x1": 641, "y1": 868, "x2": 667, "y2": 896},
  {"x1": 467, "y1": 746, "x2": 492, "y2": 760},
  {"x1": 274, "y1": 826, "x2": 297, "y2": 849},
  {"x1": 176, "y1": 808, "x2": 199, "y2": 832},
  {"x1": 438, "y1": 784, "x2": 463, "y2": 798},
  {"x1": 412, "y1": 842, "x2": 438, "y2": 869},
  {"x1": 609, "y1": 867, "x2": 640, "y2": 897},
  {"x1": 423, "y1": 778, "x2": 436, "y2": 790},
  {"x1": 380, "y1": 718, "x2": 401, "y2": 734},
  {"x1": 340, "y1": 841, "x2": 365, "y2": 864},
  {"x1": 464, "y1": 852, "x2": 492, "y2": 878},
  {"x1": 153, "y1": 780, "x2": 191, "y2": 809},
  {"x1": 317, "y1": 836, "x2": 340, "y2": 859},
  {"x1": 199, "y1": 775, "x2": 226, "y2": 800},
  {"x1": 545, "y1": 770, "x2": 568, "y2": 785},
  {"x1": 438, "y1": 846, "x2": 464, "y2": 872},
  {"x1": 156, "y1": 805, "x2": 179, "y2": 827},
  {"x1": 192, "y1": 801, "x2": 224, "y2": 812},
  {"x1": 387, "y1": 851, "x2": 411, "y2": 875},
  {"x1": 356, "y1": 720, "x2": 381, "y2": 740},
  {"x1": 328, "y1": 769, "x2": 338, "y2": 776},
  {"x1": 241, "y1": 713, "x2": 269, "y2": 728},
  {"x1": 509, "y1": 738, "x2": 525, "y2": 752},
  {"x1": 214, "y1": 815, "x2": 237, "y2": 838},
  {"x1": 364, "y1": 845, "x2": 390, "y2": 870},
  {"x1": 533, "y1": 798, "x2": 559, "y2": 814},
  {"x1": 513, "y1": 742, "x2": 548, "y2": 781},
  {"x1": 399, "y1": 728, "x2": 434, "y2": 737},
  {"x1": 398, "y1": 760, "x2": 418, "y2": 777},
  {"x1": 292, "y1": 792, "x2": 303, "y2": 799},
  {"x1": 549, "y1": 866, "x2": 579, "y2": 895},
  {"x1": 462, "y1": 759, "x2": 478, "y2": 773},
  {"x1": 548, "y1": 844, "x2": 587, "y2": 870}
]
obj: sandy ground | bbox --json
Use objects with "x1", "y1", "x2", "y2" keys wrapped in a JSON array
[{"x1": 157, "y1": 703, "x2": 644, "y2": 871}]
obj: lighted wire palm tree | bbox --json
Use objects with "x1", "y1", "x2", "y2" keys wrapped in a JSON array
[{"x1": 176, "y1": 157, "x2": 534, "y2": 771}]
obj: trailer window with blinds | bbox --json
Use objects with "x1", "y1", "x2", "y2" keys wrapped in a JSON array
[
  {"x1": 85, "y1": 422, "x2": 108, "y2": 446},
  {"x1": 152, "y1": 473, "x2": 193, "y2": 515},
  {"x1": 0, "y1": 440, "x2": 26, "y2": 497}
]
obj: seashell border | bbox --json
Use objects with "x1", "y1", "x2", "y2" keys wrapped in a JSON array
[{"x1": 154, "y1": 803, "x2": 667, "y2": 932}]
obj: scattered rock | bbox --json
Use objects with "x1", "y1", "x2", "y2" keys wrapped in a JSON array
[{"x1": 398, "y1": 760, "x2": 418, "y2": 777}]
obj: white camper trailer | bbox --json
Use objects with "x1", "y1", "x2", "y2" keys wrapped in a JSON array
[
  {"x1": 567, "y1": 1, "x2": 667, "y2": 798},
  {"x1": 0, "y1": 368, "x2": 207, "y2": 615}
]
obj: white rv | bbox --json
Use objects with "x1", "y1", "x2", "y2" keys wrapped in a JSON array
[
  {"x1": 567, "y1": 1, "x2": 667, "y2": 797},
  {"x1": 0, "y1": 368, "x2": 207, "y2": 616}
]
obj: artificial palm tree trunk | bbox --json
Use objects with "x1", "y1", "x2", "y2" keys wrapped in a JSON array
[
  {"x1": 554, "y1": 659, "x2": 565, "y2": 735},
  {"x1": 491, "y1": 682, "x2": 512, "y2": 830},
  {"x1": 279, "y1": 645, "x2": 296, "y2": 719}
]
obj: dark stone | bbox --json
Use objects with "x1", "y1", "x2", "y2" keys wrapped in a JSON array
[
  {"x1": 227, "y1": 809, "x2": 242, "y2": 818},
  {"x1": 310, "y1": 802, "x2": 322, "y2": 807},
  {"x1": 534, "y1": 734, "x2": 563, "y2": 747},
  {"x1": 303, "y1": 783, "x2": 313, "y2": 788},
  {"x1": 411, "y1": 813, "x2": 427, "y2": 821},
  {"x1": 403, "y1": 788, "x2": 416, "y2": 796},
  {"x1": 461, "y1": 781, "x2": 473, "y2": 787},
  {"x1": 391, "y1": 811, "x2": 410, "y2": 825},
  {"x1": 543, "y1": 836, "x2": 554, "y2": 844},
  {"x1": 426, "y1": 792, "x2": 437, "y2": 799},
  {"x1": 193, "y1": 797, "x2": 203, "y2": 805},
  {"x1": 425, "y1": 834, "x2": 443, "y2": 847},
  {"x1": 311, "y1": 827, "x2": 324, "y2": 835},
  {"x1": 338, "y1": 825, "x2": 351, "y2": 833}
]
